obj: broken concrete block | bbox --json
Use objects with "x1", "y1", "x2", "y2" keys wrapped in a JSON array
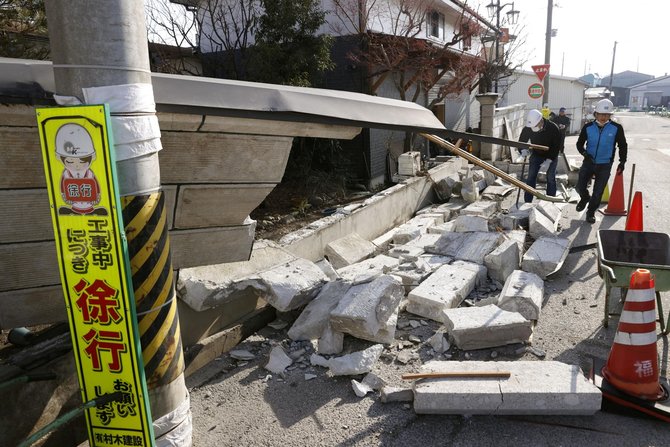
[
  {"x1": 315, "y1": 258, "x2": 339, "y2": 281},
  {"x1": 529, "y1": 208, "x2": 558, "y2": 238},
  {"x1": 177, "y1": 240, "x2": 296, "y2": 311},
  {"x1": 371, "y1": 228, "x2": 397, "y2": 255},
  {"x1": 460, "y1": 201, "x2": 498, "y2": 219},
  {"x1": 381, "y1": 386, "x2": 414, "y2": 403},
  {"x1": 535, "y1": 201, "x2": 562, "y2": 223},
  {"x1": 405, "y1": 233, "x2": 441, "y2": 250},
  {"x1": 460, "y1": 177, "x2": 479, "y2": 203},
  {"x1": 330, "y1": 275, "x2": 404, "y2": 344},
  {"x1": 433, "y1": 178, "x2": 453, "y2": 202},
  {"x1": 352, "y1": 379, "x2": 373, "y2": 397},
  {"x1": 326, "y1": 344, "x2": 385, "y2": 376},
  {"x1": 259, "y1": 258, "x2": 328, "y2": 312},
  {"x1": 324, "y1": 232, "x2": 377, "y2": 269},
  {"x1": 427, "y1": 221, "x2": 456, "y2": 234},
  {"x1": 388, "y1": 244, "x2": 425, "y2": 260},
  {"x1": 230, "y1": 350, "x2": 255, "y2": 361},
  {"x1": 498, "y1": 270, "x2": 545, "y2": 321},
  {"x1": 288, "y1": 280, "x2": 353, "y2": 341},
  {"x1": 428, "y1": 331, "x2": 450, "y2": 353},
  {"x1": 265, "y1": 346, "x2": 293, "y2": 374},
  {"x1": 452, "y1": 215, "x2": 489, "y2": 232},
  {"x1": 318, "y1": 323, "x2": 344, "y2": 355},
  {"x1": 484, "y1": 239, "x2": 520, "y2": 284},
  {"x1": 452, "y1": 260, "x2": 487, "y2": 286},
  {"x1": 427, "y1": 232, "x2": 502, "y2": 264},
  {"x1": 413, "y1": 361, "x2": 602, "y2": 415},
  {"x1": 482, "y1": 185, "x2": 515, "y2": 200},
  {"x1": 406, "y1": 262, "x2": 484, "y2": 322},
  {"x1": 441, "y1": 305, "x2": 532, "y2": 350},
  {"x1": 521, "y1": 237, "x2": 570, "y2": 279},
  {"x1": 417, "y1": 254, "x2": 452, "y2": 272},
  {"x1": 505, "y1": 230, "x2": 527, "y2": 258},
  {"x1": 337, "y1": 255, "x2": 398, "y2": 284},
  {"x1": 500, "y1": 212, "x2": 528, "y2": 230}
]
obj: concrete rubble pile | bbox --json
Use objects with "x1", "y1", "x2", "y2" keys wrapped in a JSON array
[{"x1": 188, "y1": 163, "x2": 599, "y2": 415}]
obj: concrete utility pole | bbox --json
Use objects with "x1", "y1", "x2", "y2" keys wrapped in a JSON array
[
  {"x1": 542, "y1": 0, "x2": 553, "y2": 106},
  {"x1": 43, "y1": 0, "x2": 189, "y2": 444},
  {"x1": 608, "y1": 41, "x2": 618, "y2": 97}
]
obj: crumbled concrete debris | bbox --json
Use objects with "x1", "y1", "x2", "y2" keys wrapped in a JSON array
[
  {"x1": 229, "y1": 349, "x2": 256, "y2": 361},
  {"x1": 409, "y1": 320, "x2": 421, "y2": 328},
  {"x1": 497, "y1": 270, "x2": 545, "y2": 321},
  {"x1": 268, "y1": 319, "x2": 289, "y2": 330},
  {"x1": 528, "y1": 346, "x2": 546, "y2": 359},
  {"x1": 388, "y1": 245, "x2": 425, "y2": 260},
  {"x1": 265, "y1": 346, "x2": 293, "y2": 374},
  {"x1": 314, "y1": 344, "x2": 384, "y2": 376},
  {"x1": 428, "y1": 331, "x2": 450, "y2": 353},
  {"x1": 304, "y1": 374, "x2": 317, "y2": 381},
  {"x1": 318, "y1": 323, "x2": 344, "y2": 355},
  {"x1": 408, "y1": 335, "x2": 421, "y2": 343},
  {"x1": 337, "y1": 255, "x2": 398, "y2": 284},
  {"x1": 535, "y1": 201, "x2": 562, "y2": 223},
  {"x1": 442, "y1": 305, "x2": 532, "y2": 350},
  {"x1": 484, "y1": 239, "x2": 521, "y2": 285},
  {"x1": 452, "y1": 215, "x2": 489, "y2": 232},
  {"x1": 351, "y1": 379, "x2": 373, "y2": 397},
  {"x1": 330, "y1": 275, "x2": 404, "y2": 344},
  {"x1": 324, "y1": 232, "x2": 377, "y2": 269},
  {"x1": 362, "y1": 372, "x2": 385, "y2": 391},
  {"x1": 259, "y1": 258, "x2": 328, "y2": 312},
  {"x1": 521, "y1": 237, "x2": 571, "y2": 279},
  {"x1": 380, "y1": 386, "x2": 414, "y2": 403},
  {"x1": 288, "y1": 280, "x2": 353, "y2": 341},
  {"x1": 396, "y1": 350, "x2": 419, "y2": 364}
]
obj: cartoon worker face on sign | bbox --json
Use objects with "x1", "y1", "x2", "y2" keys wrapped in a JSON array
[{"x1": 55, "y1": 123, "x2": 107, "y2": 216}]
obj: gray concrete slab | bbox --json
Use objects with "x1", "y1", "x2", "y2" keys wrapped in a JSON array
[{"x1": 413, "y1": 361, "x2": 602, "y2": 415}]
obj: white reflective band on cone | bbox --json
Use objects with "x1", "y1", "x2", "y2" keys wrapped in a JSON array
[
  {"x1": 624, "y1": 288, "x2": 655, "y2": 302},
  {"x1": 614, "y1": 331, "x2": 657, "y2": 346},
  {"x1": 620, "y1": 309, "x2": 657, "y2": 324}
]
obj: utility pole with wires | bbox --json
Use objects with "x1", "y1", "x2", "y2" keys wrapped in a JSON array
[
  {"x1": 542, "y1": 0, "x2": 553, "y2": 105},
  {"x1": 608, "y1": 41, "x2": 618, "y2": 98}
]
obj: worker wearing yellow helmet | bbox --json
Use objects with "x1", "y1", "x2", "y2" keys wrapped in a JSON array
[
  {"x1": 55, "y1": 123, "x2": 107, "y2": 216},
  {"x1": 575, "y1": 99, "x2": 628, "y2": 224}
]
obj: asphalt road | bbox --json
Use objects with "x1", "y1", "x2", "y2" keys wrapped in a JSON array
[{"x1": 186, "y1": 112, "x2": 670, "y2": 447}]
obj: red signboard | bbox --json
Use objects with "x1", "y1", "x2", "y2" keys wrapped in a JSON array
[{"x1": 532, "y1": 64, "x2": 550, "y2": 82}]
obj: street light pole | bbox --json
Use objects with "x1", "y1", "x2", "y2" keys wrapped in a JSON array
[
  {"x1": 542, "y1": 0, "x2": 553, "y2": 106},
  {"x1": 486, "y1": 1, "x2": 519, "y2": 94}
]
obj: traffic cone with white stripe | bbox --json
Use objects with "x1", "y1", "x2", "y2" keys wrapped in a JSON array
[{"x1": 602, "y1": 269, "x2": 665, "y2": 400}]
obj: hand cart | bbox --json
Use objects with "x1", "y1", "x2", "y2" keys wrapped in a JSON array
[{"x1": 597, "y1": 229, "x2": 670, "y2": 335}]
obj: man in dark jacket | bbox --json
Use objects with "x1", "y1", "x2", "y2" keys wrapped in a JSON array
[
  {"x1": 575, "y1": 99, "x2": 628, "y2": 224},
  {"x1": 519, "y1": 109, "x2": 562, "y2": 203},
  {"x1": 551, "y1": 107, "x2": 571, "y2": 151}
]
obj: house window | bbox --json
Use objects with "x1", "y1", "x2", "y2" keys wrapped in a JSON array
[{"x1": 428, "y1": 11, "x2": 444, "y2": 40}]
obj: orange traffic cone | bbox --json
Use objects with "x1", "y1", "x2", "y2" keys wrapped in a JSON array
[
  {"x1": 600, "y1": 171, "x2": 627, "y2": 216},
  {"x1": 625, "y1": 191, "x2": 644, "y2": 231},
  {"x1": 602, "y1": 269, "x2": 665, "y2": 400}
]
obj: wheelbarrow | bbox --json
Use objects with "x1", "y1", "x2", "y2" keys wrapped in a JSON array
[{"x1": 597, "y1": 229, "x2": 670, "y2": 335}]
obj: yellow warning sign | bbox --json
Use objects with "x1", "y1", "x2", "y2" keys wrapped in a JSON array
[{"x1": 36, "y1": 105, "x2": 155, "y2": 447}]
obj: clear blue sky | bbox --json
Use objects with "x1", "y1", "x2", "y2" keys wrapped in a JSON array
[{"x1": 471, "y1": 0, "x2": 670, "y2": 79}]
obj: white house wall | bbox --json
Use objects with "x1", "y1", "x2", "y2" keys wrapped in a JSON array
[
  {"x1": 500, "y1": 71, "x2": 586, "y2": 134},
  {"x1": 628, "y1": 76, "x2": 670, "y2": 111}
]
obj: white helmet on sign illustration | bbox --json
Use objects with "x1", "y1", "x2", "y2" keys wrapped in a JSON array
[{"x1": 55, "y1": 123, "x2": 96, "y2": 160}]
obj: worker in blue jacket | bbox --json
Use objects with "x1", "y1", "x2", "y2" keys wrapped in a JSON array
[{"x1": 575, "y1": 98, "x2": 628, "y2": 223}]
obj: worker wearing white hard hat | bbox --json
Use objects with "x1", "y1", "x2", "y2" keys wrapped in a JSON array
[
  {"x1": 518, "y1": 109, "x2": 562, "y2": 203},
  {"x1": 575, "y1": 98, "x2": 628, "y2": 223}
]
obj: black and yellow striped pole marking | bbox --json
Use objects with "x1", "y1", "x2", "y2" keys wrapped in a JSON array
[{"x1": 122, "y1": 191, "x2": 183, "y2": 388}]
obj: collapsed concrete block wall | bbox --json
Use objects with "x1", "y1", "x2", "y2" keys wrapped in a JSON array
[{"x1": 0, "y1": 104, "x2": 295, "y2": 330}]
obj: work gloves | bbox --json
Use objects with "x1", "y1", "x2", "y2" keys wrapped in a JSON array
[{"x1": 617, "y1": 163, "x2": 625, "y2": 174}]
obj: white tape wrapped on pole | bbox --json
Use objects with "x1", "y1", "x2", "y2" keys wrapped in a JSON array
[
  {"x1": 154, "y1": 394, "x2": 192, "y2": 447},
  {"x1": 82, "y1": 83, "x2": 162, "y2": 195}
]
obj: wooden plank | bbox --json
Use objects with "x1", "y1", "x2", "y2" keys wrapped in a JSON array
[
  {"x1": 174, "y1": 184, "x2": 275, "y2": 229},
  {"x1": 0, "y1": 127, "x2": 46, "y2": 189},
  {"x1": 0, "y1": 241, "x2": 60, "y2": 292},
  {"x1": 0, "y1": 285, "x2": 67, "y2": 329},
  {"x1": 0, "y1": 189, "x2": 53, "y2": 243},
  {"x1": 170, "y1": 222, "x2": 256, "y2": 269},
  {"x1": 159, "y1": 132, "x2": 292, "y2": 184}
]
